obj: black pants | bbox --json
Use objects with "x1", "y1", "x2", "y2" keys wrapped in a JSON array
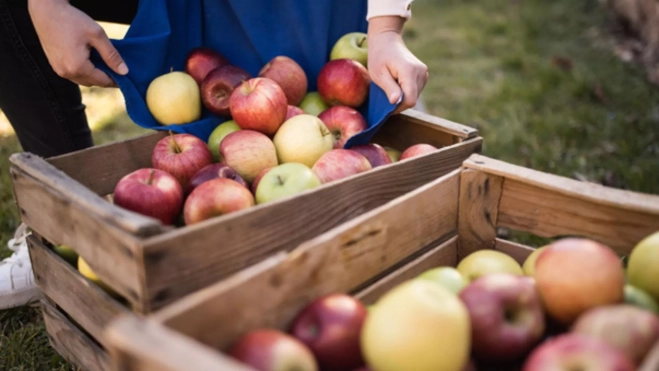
[{"x1": 0, "y1": 0, "x2": 138, "y2": 158}]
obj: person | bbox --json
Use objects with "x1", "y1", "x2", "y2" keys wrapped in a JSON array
[{"x1": 0, "y1": 0, "x2": 428, "y2": 309}]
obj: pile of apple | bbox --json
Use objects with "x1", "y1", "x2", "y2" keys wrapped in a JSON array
[
  {"x1": 222, "y1": 232, "x2": 659, "y2": 371},
  {"x1": 111, "y1": 32, "x2": 439, "y2": 227}
]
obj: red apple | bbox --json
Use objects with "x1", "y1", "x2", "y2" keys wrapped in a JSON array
[
  {"x1": 349, "y1": 144, "x2": 392, "y2": 168},
  {"x1": 251, "y1": 167, "x2": 274, "y2": 195},
  {"x1": 228, "y1": 329, "x2": 319, "y2": 371},
  {"x1": 286, "y1": 105, "x2": 305, "y2": 121},
  {"x1": 317, "y1": 106, "x2": 367, "y2": 148},
  {"x1": 185, "y1": 46, "x2": 230, "y2": 85},
  {"x1": 183, "y1": 178, "x2": 254, "y2": 225},
  {"x1": 522, "y1": 333, "x2": 635, "y2": 371},
  {"x1": 229, "y1": 77, "x2": 288, "y2": 136},
  {"x1": 219, "y1": 130, "x2": 279, "y2": 183},
  {"x1": 399, "y1": 144, "x2": 439, "y2": 160},
  {"x1": 152, "y1": 133, "x2": 213, "y2": 189},
  {"x1": 113, "y1": 168, "x2": 183, "y2": 225},
  {"x1": 458, "y1": 273, "x2": 546, "y2": 364},
  {"x1": 186, "y1": 163, "x2": 248, "y2": 195},
  {"x1": 311, "y1": 149, "x2": 372, "y2": 184},
  {"x1": 200, "y1": 65, "x2": 253, "y2": 117},
  {"x1": 258, "y1": 56, "x2": 308, "y2": 106},
  {"x1": 291, "y1": 294, "x2": 368, "y2": 371},
  {"x1": 317, "y1": 59, "x2": 370, "y2": 108}
]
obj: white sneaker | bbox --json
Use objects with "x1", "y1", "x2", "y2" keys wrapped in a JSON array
[{"x1": 0, "y1": 224, "x2": 43, "y2": 310}]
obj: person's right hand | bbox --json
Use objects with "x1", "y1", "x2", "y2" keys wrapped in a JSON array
[{"x1": 28, "y1": 0, "x2": 129, "y2": 87}]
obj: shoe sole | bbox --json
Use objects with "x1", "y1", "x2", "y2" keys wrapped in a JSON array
[{"x1": 0, "y1": 287, "x2": 43, "y2": 310}]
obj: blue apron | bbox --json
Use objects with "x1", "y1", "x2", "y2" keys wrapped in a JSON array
[{"x1": 91, "y1": 0, "x2": 399, "y2": 146}]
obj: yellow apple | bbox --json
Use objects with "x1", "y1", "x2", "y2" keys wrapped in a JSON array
[
  {"x1": 627, "y1": 231, "x2": 659, "y2": 302},
  {"x1": 624, "y1": 284, "x2": 659, "y2": 314},
  {"x1": 146, "y1": 71, "x2": 201, "y2": 125},
  {"x1": 52, "y1": 244, "x2": 78, "y2": 266},
  {"x1": 361, "y1": 279, "x2": 471, "y2": 371},
  {"x1": 456, "y1": 250, "x2": 523, "y2": 282},
  {"x1": 78, "y1": 257, "x2": 119, "y2": 298},
  {"x1": 383, "y1": 146, "x2": 401, "y2": 163},
  {"x1": 416, "y1": 266, "x2": 468, "y2": 294},
  {"x1": 522, "y1": 246, "x2": 547, "y2": 277},
  {"x1": 273, "y1": 114, "x2": 334, "y2": 168}
]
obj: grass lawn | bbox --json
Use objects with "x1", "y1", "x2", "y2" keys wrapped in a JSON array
[{"x1": 1, "y1": 0, "x2": 658, "y2": 368}]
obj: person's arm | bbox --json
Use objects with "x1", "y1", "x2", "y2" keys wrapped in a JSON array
[{"x1": 28, "y1": 0, "x2": 128, "y2": 87}]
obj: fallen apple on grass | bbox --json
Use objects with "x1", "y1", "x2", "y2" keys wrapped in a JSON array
[
  {"x1": 299, "y1": 92, "x2": 330, "y2": 116},
  {"x1": 255, "y1": 163, "x2": 321, "y2": 205},
  {"x1": 228, "y1": 329, "x2": 318, "y2": 371},
  {"x1": 152, "y1": 133, "x2": 214, "y2": 189},
  {"x1": 200, "y1": 65, "x2": 252, "y2": 118},
  {"x1": 318, "y1": 106, "x2": 367, "y2": 149},
  {"x1": 183, "y1": 178, "x2": 255, "y2": 225},
  {"x1": 399, "y1": 144, "x2": 439, "y2": 160},
  {"x1": 229, "y1": 77, "x2": 288, "y2": 136},
  {"x1": 185, "y1": 46, "x2": 230, "y2": 85},
  {"x1": 258, "y1": 56, "x2": 308, "y2": 106},
  {"x1": 273, "y1": 114, "x2": 333, "y2": 168},
  {"x1": 146, "y1": 71, "x2": 202, "y2": 125},
  {"x1": 318, "y1": 59, "x2": 370, "y2": 108},
  {"x1": 207, "y1": 120, "x2": 241, "y2": 161},
  {"x1": 349, "y1": 144, "x2": 392, "y2": 168},
  {"x1": 219, "y1": 130, "x2": 279, "y2": 184},
  {"x1": 456, "y1": 250, "x2": 524, "y2": 282},
  {"x1": 311, "y1": 149, "x2": 372, "y2": 184},
  {"x1": 186, "y1": 163, "x2": 248, "y2": 195}
]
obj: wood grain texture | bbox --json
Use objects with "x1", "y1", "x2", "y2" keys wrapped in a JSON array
[
  {"x1": 153, "y1": 169, "x2": 461, "y2": 351},
  {"x1": 42, "y1": 300, "x2": 111, "y2": 371},
  {"x1": 494, "y1": 238, "x2": 535, "y2": 265},
  {"x1": 28, "y1": 236, "x2": 129, "y2": 347},
  {"x1": 457, "y1": 169, "x2": 504, "y2": 260}
]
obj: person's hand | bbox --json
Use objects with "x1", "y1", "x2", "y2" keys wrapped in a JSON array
[
  {"x1": 28, "y1": 0, "x2": 128, "y2": 87},
  {"x1": 367, "y1": 16, "x2": 428, "y2": 114}
]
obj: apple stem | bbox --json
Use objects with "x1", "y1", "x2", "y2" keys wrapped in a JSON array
[
  {"x1": 169, "y1": 131, "x2": 182, "y2": 153},
  {"x1": 358, "y1": 36, "x2": 367, "y2": 47},
  {"x1": 277, "y1": 174, "x2": 284, "y2": 186},
  {"x1": 147, "y1": 169, "x2": 155, "y2": 185}
]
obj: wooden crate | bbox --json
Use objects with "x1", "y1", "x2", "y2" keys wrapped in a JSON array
[
  {"x1": 102, "y1": 154, "x2": 659, "y2": 371},
  {"x1": 10, "y1": 110, "x2": 481, "y2": 369}
]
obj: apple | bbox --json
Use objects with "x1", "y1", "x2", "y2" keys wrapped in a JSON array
[
  {"x1": 251, "y1": 167, "x2": 274, "y2": 195},
  {"x1": 146, "y1": 71, "x2": 201, "y2": 125},
  {"x1": 113, "y1": 168, "x2": 183, "y2": 225},
  {"x1": 219, "y1": 130, "x2": 279, "y2": 184},
  {"x1": 291, "y1": 294, "x2": 367, "y2": 371},
  {"x1": 272, "y1": 114, "x2": 333, "y2": 168},
  {"x1": 416, "y1": 266, "x2": 468, "y2": 295},
  {"x1": 361, "y1": 279, "x2": 471, "y2": 371},
  {"x1": 152, "y1": 133, "x2": 214, "y2": 189},
  {"x1": 626, "y1": 231, "x2": 659, "y2": 302},
  {"x1": 299, "y1": 92, "x2": 330, "y2": 116},
  {"x1": 456, "y1": 250, "x2": 524, "y2": 282},
  {"x1": 286, "y1": 105, "x2": 305, "y2": 120},
  {"x1": 186, "y1": 163, "x2": 248, "y2": 195},
  {"x1": 185, "y1": 46, "x2": 230, "y2": 85},
  {"x1": 201, "y1": 65, "x2": 252, "y2": 117},
  {"x1": 228, "y1": 329, "x2": 318, "y2": 371},
  {"x1": 78, "y1": 256, "x2": 120, "y2": 297},
  {"x1": 522, "y1": 246, "x2": 547, "y2": 277},
  {"x1": 311, "y1": 149, "x2": 372, "y2": 184},
  {"x1": 255, "y1": 163, "x2": 321, "y2": 204},
  {"x1": 383, "y1": 146, "x2": 401, "y2": 163},
  {"x1": 349, "y1": 144, "x2": 392, "y2": 168},
  {"x1": 534, "y1": 238, "x2": 625, "y2": 325},
  {"x1": 207, "y1": 120, "x2": 241, "y2": 161},
  {"x1": 624, "y1": 284, "x2": 659, "y2": 313},
  {"x1": 183, "y1": 178, "x2": 255, "y2": 225},
  {"x1": 258, "y1": 56, "x2": 308, "y2": 106},
  {"x1": 521, "y1": 333, "x2": 636, "y2": 371},
  {"x1": 399, "y1": 144, "x2": 439, "y2": 160},
  {"x1": 52, "y1": 244, "x2": 78, "y2": 266},
  {"x1": 459, "y1": 273, "x2": 546, "y2": 364},
  {"x1": 229, "y1": 77, "x2": 288, "y2": 136},
  {"x1": 317, "y1": 59, "x2": 370, "y2": 108},
  {"x1": 330, "y1": 32, "x2": 368, "y2": 67},
  {"x1": 317, "y1": 106, "x2": 368, "y2": 149}
]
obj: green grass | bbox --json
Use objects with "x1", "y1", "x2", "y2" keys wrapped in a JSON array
[{"x1": 1, "y1": 0, "x2": 658, "y2": 368}]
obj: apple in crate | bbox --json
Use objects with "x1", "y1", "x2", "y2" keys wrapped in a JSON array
[
  {"x1": 207, "y1": 120, "x2": 241, "y2": 161},
  {"x1": 349, "y1": 144, "x2": 392, "y2": 168},
  {"x1": 273, "y1": 114, "x2": 333, "y2": 168},
  {"x1": 383, "y1": 146, "x2": 401, "y2": 163},
  {"x1": 113, "y1": 168, "x2": 183, "y2": 225},
  {"x1": 152, "y1": 133, "x2": 213, "y2": 189},
  {"x1": 312, "y1": 149, "x2": 372, "y2": 184},
  {"x1": 522, "y1": 333, "x2": 635, "y2": 371},
  {"x1": 624, "y1": 284, "x2": 659, "y2": 313},
  {"x1": 228, "y1": 329, "x2": 318, "y2": 371},
  {"x1": 522, "y1": 245, "x2": 547, "y2": 277},
  {"x1": 185, "y1": 46, "x2": 230, "y2": 85},
  {"x1": 258, "y1": 56, "x2": 308, "y2": 106},
  {"x1": 255, "y1": 163, "x2": 321, "y2": 205},
  {"x1": 186, "y1": 163, "x2": 248, "y2": 195},
  {"x1": 318, "y1": 59, "x2": 370, "y2": 108},
  {"x1": 286, "y1": 105, "x2": 305, "y2": 120},
  {"x1": 230, "y1": 77, "x2": 288, "y2": 136},
  {"x1": 299, "y1": 92, "x2": 330, "y2": 116},
  {"x1": 416, "y1": 266, "x2": 468, "y2": 295},
  {"x1": 251, "y1": 167, "x2": 274, "y2": 195},
  {"x1": 400, "y1": 144, "x2": 439, "y2": 160},
  {"x1": 183, "y1": 178, "x2": 254, "y2": 225},
  {"x1": 219, "y1": 130, "x2": 279, "y2": 184},
  {"x1": 459, "y1": 273, "x2": 546, "y2": 364},
  {"x1": 626, "y1": 231, "x2": 659, "y2": 302},
  {"x1": 330, "y1": 32, "x2": 368, "y2": 67},
  {"x1": 318, "y1": 106, "x2": 367, "y2": 149},
  {"x1": 201, "y1": 65, "x2": 252, "y2": 118},
  {"x1": 146, "y1": 71, "x2": 201, "y2": 125},
  {"x1": 456, "y1": 250, "x2": 524, "y2": 282}
]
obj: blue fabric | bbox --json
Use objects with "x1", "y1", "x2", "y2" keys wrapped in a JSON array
[{"x1": 91, "y1": 0, "x2": 400, "y2": 147}]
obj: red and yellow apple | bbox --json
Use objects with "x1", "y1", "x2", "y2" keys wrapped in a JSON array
[
  {"x1": 400, "y1": 144, "x2": 439, "y2": 160},
  {"x1": 228, "y1": 329, "x2": 318, "y2": 371},
  {"x1": 113, "y1": 168, "x2": 183, "y2": 225},
  {"x1": 258, "y1": 56, "x2": 308, "y2": 106},
  {"x1": 317, "y1": 106, "x2": 367, "y2": 148},
  {"x1": 349, "y1": 143, "x2": 392, "y2": 168},
  {"x1": 151, "y1": 133, "x2": 213, "y2": 189},
  {"x1": 317, "y1": 59, "x2": 370, "y2": 108},
  {"x1": 219, "y1": 130, "x2": 279, "y2": 184},
  {"x1": 183, "y1": 178, "x2": 254, "y2": 225},
  {"x1": 229, "y1": 77, "x2": 288, "y2": 136},
  {"x1": 311, "y1": 149, "x2": 372, "y2": 184},
  {"x1": 286, "y1": 105, "x2": 305, "y2": 121},
  {"x1": 185, "y1": 46, "x2": 230, "y2": 85}
]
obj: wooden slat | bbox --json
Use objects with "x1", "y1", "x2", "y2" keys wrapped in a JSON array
[
  {"x1": 152, "y1": 169, "x2": 462, "y2": 351},
  {"x1": 139, "y1": 138, "x2": 481, "y2": 312},
  {"x1": 355, "y1": 236, "x2": 458, "y2": 305},
  {"x1": 639, "y1": 341, "x2": 659, "y2": 371},
  {"x1": 494, "y1": 238, "x2": 535, "y2": 265},
  {"x1": 28, "y1": 236, "x2": 130, "y2": 347},
  {"x1": 42, "y1": 300, "x2": 111, "y2": 371}
]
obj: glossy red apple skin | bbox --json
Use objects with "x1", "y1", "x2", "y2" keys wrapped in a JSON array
[
  {"x1": 186, "y1": 163, "x2": 249, "y2": 195},
  {"x1": 251, "y1": 167, "x2": 274, "y2": 195},
  {"x1": 311, "y1": 149, "x2": 372, "y2": 184},
  {"x1": 185, "y1": 46, "x2": 230, "y2": 85},
  {"x1": 258, "y1": 56, "x2": 308, "y2": 106},
  {"x1": 113, "y1": 168, "x2": 184, "y2": 225},
  {"x1": 399, "y1": 144, "x2": 439, "y2": 160},
  {"x1": 151, "y1": 133, "x2": 214, "y2": 189},
  {"x1": 200, "y1": 65, "x2": 252, "y2": 117},
  {"x1": 229, "y1": 77, "x2": 288, "y2": 136},
  {"x1": 317, "y1": 59, "x2": 370, "y2": 108},
  {"x1": 286, "y1": 105, "x2": 305, "y2": 121},
  {"x1": 183, "y1": 178, "x2": 255, "y2": 225},
  {"x1": 291, "y1": 294, "x2": 368, "y2": 371},
  {"x1": 228, "y1": 329, "x2": 319, "y2": 371},
  {"x1": 349, "y1": 144, "x2": 392, "y2": 168},
  {"x1": 317, "y1": 106, "x2": 367, "y2": 148}
]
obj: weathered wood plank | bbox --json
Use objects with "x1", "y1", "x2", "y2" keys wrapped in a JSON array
[{"x1": 494, "y1": 238, "x2": 536, "y2": 265}]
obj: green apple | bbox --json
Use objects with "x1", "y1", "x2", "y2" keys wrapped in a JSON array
[
  {"x1": 383, "y1": 146, "x2": 401, "y2": 163},
  {"x1": 456, "y1": 250, "x2": 524, "y2": 282},
  {"x1": 416, "y1": 266, "x2": 468, "y2": 295},
  {"x1": 52, "y1": 244, "x2": 78, "y2": 266},
  {"x1": 255, "y1": 163, "x2": 322, "y2": 204},
  {"x1": 522, "y1": 245, "x2": 547, "y2": 277},
  {"x1": 624, "y1": 284, "x2": 659, "y2": 314},
  {"x1": 299, "y1": 92, "x2": 330, "y2": 116},
  {"x1": 330, "y1": 32, "x2": 368, "y2": 67},
  {"x1": 627, "y1": 230, "x2": 659, "y2": 301},
  {"x1": 207, "y1": 120, "x2": 241, "y2": 161},
  {"x1": 146, "y1": 71, "x2": 201, "y2": 126}
]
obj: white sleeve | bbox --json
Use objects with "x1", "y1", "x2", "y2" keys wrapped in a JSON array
[{"x1": 366, "y1": 0, "x2": 414, "y2": 20}]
